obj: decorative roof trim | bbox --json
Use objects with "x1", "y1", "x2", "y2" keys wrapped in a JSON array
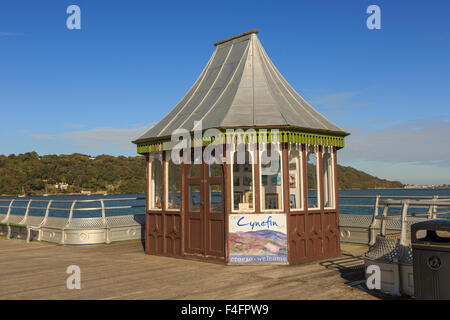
[
  {"x1": 133, "y1": 125, "x2": 349, "y2": 145},
  {"x1": 136, "y1": 128, "x2": 346, "y2": 154}
]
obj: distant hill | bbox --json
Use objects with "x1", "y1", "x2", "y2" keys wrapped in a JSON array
[
  {"x1": 0, "y1": 152, "x2": 403, "y2": 195},
  {"x1": 337, "y1": 165, "x2": 403, "y2": 189},
  {"x1": 0, "y1": 152, "x2": 146, "y2": 195}
]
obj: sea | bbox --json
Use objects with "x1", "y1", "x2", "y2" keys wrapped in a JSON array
[
  {"x1": 0, "y1": 188, "x2": 449, "y2": 219},
  {"x1": 338, "y1": 188, "x2": 450, "y2": 217},
  {"x1": 0, "y1": 193, "x2": 144, "y2": 218}
]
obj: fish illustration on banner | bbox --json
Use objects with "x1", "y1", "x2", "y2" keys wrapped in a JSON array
[{"x1": 228, "y1": 214, "x2": 287, "y2": 263}]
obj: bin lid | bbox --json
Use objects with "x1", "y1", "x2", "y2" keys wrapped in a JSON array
[
  {"x1": 412, "y1": 219, "x2": 450, "y2": 246},
  {"x1": 411, "y1": 219, "x2": 450, "y2": 233}
]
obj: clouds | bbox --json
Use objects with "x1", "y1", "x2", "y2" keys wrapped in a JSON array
[
  {"x1": 340, "y1": 118, "x2": 450, "y2": 167},
  {"x1": 0, "y1": 32, "x2": 25, "y2": 36},
  {"x1": 64, "y1": 124, "x2": 86, "y2": 129},
  {"x1": 62, "y1": 126, "x2": 145, "y2": 152},
  {"x1": 311, "y1": 92, "x2": 450, "y2": 179},
  {"x1": 29, "y1": 125, "x2": 150, "y2": 155},
  {"x1": 310, "y1": 91, "x2": 360, "y2": 108},
  {"x1": 30, "y1": 134, "x2": 55, "y2": 140},
  {"x1": 310, "y1": 90, "x2": 371, "y2": 111}
]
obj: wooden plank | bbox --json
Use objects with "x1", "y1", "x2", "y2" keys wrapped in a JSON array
[{"x1": 0, "y1": 237, "x2": 386, "y2": 300}]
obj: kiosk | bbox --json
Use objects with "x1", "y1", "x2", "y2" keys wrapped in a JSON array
[{"x1": 133, "y1": 30, "x2": 349, "y2": 264}]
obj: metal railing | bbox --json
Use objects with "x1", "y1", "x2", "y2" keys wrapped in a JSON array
[
  {"x1": 374, "y1": 199, "x2": 450, "y2": 245},
  {"x1": 1, "y1": 194, "x2": 450, "y2": 244},
  {"x1": 337, "y1": 195, "x2": 450, "y2": 244},
  {"x1": 0, "y1": 197, "x2": 145, "y2": 218},
  {"x1": 0, "y1": 197, "x2": 145, "y2": 243},
  {"x1": 339, "y1": 194, "x2": 450, "y2": 211}
]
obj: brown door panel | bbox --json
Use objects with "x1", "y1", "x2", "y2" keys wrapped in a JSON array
[
  {"x1": 204, "y1": 163, "x2": 225, "y2": 258},
  {"x1": 184, "y1": 159, "x2": 225, "y2": 259},
  {"x1": 147, "y1": 212, "x2": 163, "y2": 254},
  {"x1": 206, "y1": 219, "x2": 225, "y2": 257}
]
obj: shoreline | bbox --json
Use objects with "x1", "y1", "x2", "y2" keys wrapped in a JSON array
[
  {"x1": 0, "y1": 191, "x2": 113, "y2": 197},
  {"x1": 2, "y1": 186, "x2": 450, "y2": 197}
]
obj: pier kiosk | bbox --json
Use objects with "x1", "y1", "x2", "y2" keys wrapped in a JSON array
[{"x1": 133, "y1": 30, "x2": 349, "y2": 264}]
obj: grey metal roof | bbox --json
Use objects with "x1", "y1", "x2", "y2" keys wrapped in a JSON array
[{"x1": 134, "y1": 30, "x2": 347, "y2": 143}]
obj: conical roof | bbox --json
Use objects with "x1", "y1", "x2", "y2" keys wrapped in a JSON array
[{"x1": 134, "y1": 30, "x2": 347, "y2": 144}]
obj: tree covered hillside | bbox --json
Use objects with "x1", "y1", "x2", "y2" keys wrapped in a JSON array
[
  {"x1": 337, "y1": 165, "x2": 403, "y2": 189},
  {"x1": 0, "y1": 152, "x2": 145, "y2": 195},
  {"x1": 0, "y1": 152, "x2": 403, "y2": 196}
]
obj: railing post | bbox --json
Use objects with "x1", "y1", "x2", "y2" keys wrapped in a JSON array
[
  {"x1": 62, "y1": 200, "x2": 77, "y2": 245},
  {"x1": 400, "y1": 200, "x2": 410, "y2": 246},
  {"x1": 22, "y1": 199, "x2": 33, "y2": 223},
  {"x1": 42, "y1": 200, "x2": 53, "y2": 226},
  {"x1": 100, "y1": 199, "x2": 110, "y2": 244},
  {"x1": 3, "y1": 199, "x2": 15, "y2": 222},
  {"x1": 37, "y1": 200, "x2": 53, "y2": 241},
  {"x1": 4, "y1": 199, "x2": 15, "y2": 240},
  {"x1": 432, "y1": 196, "x2": 438, "y2": 219},
  {"x1": 101, "y1": 199, "x2": 106, "y2": 223},
  {"x1": 67, "y1": 200, "x2": 78, "y2": 225},
  {"x1": 380, "y1": 202, "x2": 390, "y2": 237},
  {"x1": 368, "y1": 195, "x2": 381, "y2": 245},
  {"x1": 21, "y1": 200, "x2": 33, "y2": 241},
  {"x1": 427, "y1": 196, "x2": 438, "y2": 219},
  {"x1": 375, "y1": 195, "x2": 380, "y2": 216}
]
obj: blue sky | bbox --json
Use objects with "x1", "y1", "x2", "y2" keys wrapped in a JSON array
[{"x1": 0, "y1": 0, "x2": 449, "y2": 185}]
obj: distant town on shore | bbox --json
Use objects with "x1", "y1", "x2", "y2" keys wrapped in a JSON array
[{"x1": 1, "y1": 152, "x2": 446, "y2": 197}]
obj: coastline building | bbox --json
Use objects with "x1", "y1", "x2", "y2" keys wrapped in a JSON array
[
  {"x1": 54, "y1": 182, "x2": 69, "y2": 190},
  {"x1": 133, "y1": 30, "x2": 349, "y2": 264}
]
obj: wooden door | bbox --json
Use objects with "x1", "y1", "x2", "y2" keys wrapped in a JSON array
[
  {"x1": 185, "y1": 161, "x2": 204, "y2": 255},
  {"x1": 204, "y1": 162, "x2": 225, "y2": 258},
  {"x1": 184, "y1": 154, "x2": 225, "y2": 259}
]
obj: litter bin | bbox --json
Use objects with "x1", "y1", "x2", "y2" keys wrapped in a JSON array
[{"x1": 411, "y1": 220, "x2": 450, "y2": 299}]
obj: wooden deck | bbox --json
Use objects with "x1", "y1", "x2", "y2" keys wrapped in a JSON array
[{"x1": 0, "y1": 237, "x2": 387, "y2": 300}]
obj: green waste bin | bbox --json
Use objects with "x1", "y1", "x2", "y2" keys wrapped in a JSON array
[{"x1": 411, "y1": 220, "x2": 450, "y2": 299}]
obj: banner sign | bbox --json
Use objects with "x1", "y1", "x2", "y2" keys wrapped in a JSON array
[{"x1": 228, "y1": 214, "x2": 287, "y2": 263}]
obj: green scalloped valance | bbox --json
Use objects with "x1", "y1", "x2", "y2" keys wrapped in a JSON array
[{"x1": 136, "y1": 129, "x2": 345, "y2": 155}]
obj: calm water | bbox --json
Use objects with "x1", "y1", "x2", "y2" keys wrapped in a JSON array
[
  {"x1": 1, "y1": 189, "x2": 449, "y2": 218},
  {"x1": 0, "y1": 193, "x2": 145, "y2": 218},
  {"x1": 338, "y1": 188, "x2": 450, "y2": 217}
]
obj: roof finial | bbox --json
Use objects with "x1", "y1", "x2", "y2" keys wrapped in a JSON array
[{"x1": 214, "y1": 29, "x2": 259, "y2": 46}]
